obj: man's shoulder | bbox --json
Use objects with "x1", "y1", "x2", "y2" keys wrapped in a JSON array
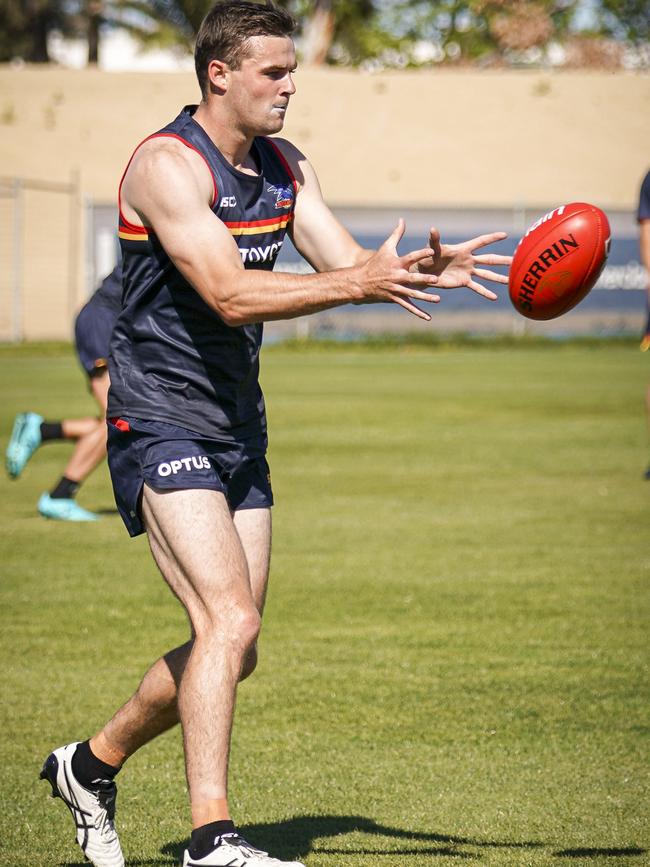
[
  {"x1": 264, "y1": 136, "x2": 305, "y2": 165},
  {"x1": 135, "y1": 133, "x2": 196, "y2": 162},
  {"x1": 126, "y1": 133, "x2": 211, "y2": 191},
  {"x1": 263, "y1": 137, "x2": 316, "y2": 193}
]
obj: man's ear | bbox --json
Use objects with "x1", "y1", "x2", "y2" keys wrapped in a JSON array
[{"x1": 207, "y1": 59, "x2": 230, "y2": 93}]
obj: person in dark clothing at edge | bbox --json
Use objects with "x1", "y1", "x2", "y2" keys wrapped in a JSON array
[
  {"x1": 6, "y1": 264, "x2": 122, "y2": 521},
  {"x1": 637, "y1": 170, "x2": 650, "y2": 476},
  {"x1": 40, "y1": 3, "x2": 512, "y2": 865}
]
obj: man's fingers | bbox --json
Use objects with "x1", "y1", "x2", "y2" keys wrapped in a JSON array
[
  {"x1": 467, "y1": 280, "x2": 498, "y2": 300},
  {"x1": 401, "y1": 247, "x2": 438, "y2": 270},
  {"x1": 390, "y1": 282, "x2": 441, "y2": 304},
  {"x1": 473, "y1": 268, "x2": 509, "y2": 285},
  {"x1": 390, "y1": 294, "x2": 432, "y2": 321},
  {"x1": 474, "y1": 253, "x2": 512, "y2": 266},
  {"x1": 398, "y1": 264, "x2": 438, "y2": 285},
  {"x1": 467, "y1": 231, "x2": 508, "y2": 250},
  {"x1": 428, "y1": 226, "x2": 442, "y2": 256},
  {"x1": 383, "y1": 218, "x2": 406, "y2": 252},
  {"x1": 400, "y1": 287, "x2": 441, "y2": 303}
]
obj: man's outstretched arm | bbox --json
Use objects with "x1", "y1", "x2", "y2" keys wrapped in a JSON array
[
  {"x1": 274, "y1": 138, "x2": 511, "y2": 300},
  {"x1": 120, "y1": 137, "x2": 440, "y2": 326}
]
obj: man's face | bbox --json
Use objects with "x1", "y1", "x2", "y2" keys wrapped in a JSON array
[{"x1": 227, "y1": 35, "x2": 297, "y2": 136}]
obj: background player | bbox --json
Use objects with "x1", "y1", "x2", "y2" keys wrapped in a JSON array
[
  {"x1": 6, "y1": 264, "x2": 121, "y2": 520},
  {"x1": 40, "y1": 4, "x2": 511, "y2": 867},
  {"x1": 638, "y1": 169, "x2": 650, "y2": 477}
]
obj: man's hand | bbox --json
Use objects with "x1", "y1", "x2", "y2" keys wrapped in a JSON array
[
  {"x1": 357, "y1": 220, "x2": 441, "y2": 320},
  {"x1": 415, "y1": 227, "x2": 512, "y2": 301}
]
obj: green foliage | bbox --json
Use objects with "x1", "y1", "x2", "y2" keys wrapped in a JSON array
[
  {"x1": 0, "y1": 0, "x2": 646, "y2": 67},
  {"x1": 106, "y1": 0, "x2": 213, "y2": 51},
  {"x1": 0, "y1": 343, "x2": 648, "y2": 865},
  {"x1": 372, "y1": 0, "x2": 580, "y2": 64},
  {"x1": 0, "y1": 0, "x2": 67, "y2": 62},
  {"x1": 326, "y1": 0, "x2": 403, "y2": 65},
  {"x1": 598, "y1": 0, "x2": 650, "y2": 42}
]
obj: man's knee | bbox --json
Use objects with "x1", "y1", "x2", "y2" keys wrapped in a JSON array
[
  {"x1": 239, "y1": 644, "x2": 258, "y2": 681},
  {"x1": 196, "y1": 602, "x2": 261, "y2": 657},
  {"x1": 231, "y1": 606, "x2": 261, "y2": 652}
]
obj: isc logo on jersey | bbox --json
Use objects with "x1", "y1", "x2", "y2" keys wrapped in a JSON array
[{"x1": 157, "y1": 456, "x2": 211, "y2": 477}]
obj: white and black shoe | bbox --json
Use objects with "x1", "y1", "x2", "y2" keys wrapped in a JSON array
[
  {"x1": 182, "y1": 832, "x2": 306, "y2": 866},
  {"x1": 40, "y1": 742, "x2": 125, "y2": 867}
]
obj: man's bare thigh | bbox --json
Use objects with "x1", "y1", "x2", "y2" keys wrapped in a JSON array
[{"x1": 141, "y1": 485, "x2": 255, "y2": 623}]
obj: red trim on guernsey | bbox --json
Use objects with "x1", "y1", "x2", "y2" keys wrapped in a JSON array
[
  {"x1": 109, "y1": 417, "x2": 131, "y2": 432},
  {"x1": 118, "y1": 223, "x2": 148, "y2": 235},
  {"x1": 264, "y1": 138, "x2": 298, "y2": 195},
  {"x1": 223, "y1": 214, "x2": 294, "y2": 230},
  {"x1": 117, "y1": 132, "x2": 219, "y2": 233}
]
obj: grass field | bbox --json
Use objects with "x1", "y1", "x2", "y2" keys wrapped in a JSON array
[{"x1": 0, "y1": 340, "x2": 648, "y2": 867}]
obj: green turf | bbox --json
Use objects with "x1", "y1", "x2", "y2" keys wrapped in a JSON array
[{"x1": 0, "y1": 341, "x2": 648, "y2": 867}]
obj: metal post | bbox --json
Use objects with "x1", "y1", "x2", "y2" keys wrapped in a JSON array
[
  {"x1": 12, "y1": 177, "x2": 24, "y2": 342},
  {"x1": 296, "y1": 316, "x2": 310, "y2": 340},
  {"x1": 85, "y1": 194, "x2": 95, "y2": 297},
  {"x1": 68, "y1": 168, "x2": 81, "y2": 331}
]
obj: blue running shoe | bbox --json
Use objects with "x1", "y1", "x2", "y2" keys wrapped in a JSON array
[
  {"x1": 6, "y1": 412, "x2": 43, "y2": 478},
  {"x1": 38, "y1": 493, "x2": 100, "y2": 522}
]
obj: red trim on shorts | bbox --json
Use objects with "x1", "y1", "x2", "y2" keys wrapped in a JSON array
[{"x1": 109, "y1": 417, "x2": 131, "y2": 432}]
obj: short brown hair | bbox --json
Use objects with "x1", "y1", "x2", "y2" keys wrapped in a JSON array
[{"x1": 195, "y1": 1, "x2": 296, "y2": 97}]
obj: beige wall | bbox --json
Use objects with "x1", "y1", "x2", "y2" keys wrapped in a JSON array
[
  {"x1": 0, "y1": 66, "x2": 648, "y2": 338},
  {"x1": 1, "y1": 66, "x2": 649, "y2": 207}
]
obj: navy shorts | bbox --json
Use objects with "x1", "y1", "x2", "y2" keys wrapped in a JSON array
[
  {"x1": 74, "y1": 300, "x2": 117, "y2": 378},
  {"x1": 107, "y1": 416, "x2": 273, "y2": 537}
]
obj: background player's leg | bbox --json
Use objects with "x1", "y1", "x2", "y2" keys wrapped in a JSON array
[
  {"x1": 39, "y1": 372, "x2": 110, "y2": 521},
  {"x1": 59, "y1": 372, "x2": 110, "y2": 483},
  {"x1": 91, "y1": 509, "x2": 272, "y2": 761},
  {"x1": 645, "y1": 384, "x2": 650, "y2": 479},
  {"x1": 234, "y1": 508, "x2": 272, "y2": 679},
  {"x1": 91, "y1": 641, "x2": 191, "y2": 766},
  {"x1": 59, "y1": 417, "x2": 102, "y2": 439},
  {"x1": 139, "y1": 484, "x2": 261, "y2": 826}
]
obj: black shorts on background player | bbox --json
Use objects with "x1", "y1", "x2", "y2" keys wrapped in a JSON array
[{"x1": 75, "y1": 264, "x2": 122, "y2": 377}]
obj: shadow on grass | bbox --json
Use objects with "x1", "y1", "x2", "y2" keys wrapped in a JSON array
[
  {"x1": 157, "y1": 813, "x2": 544, "y2": 863},
  {"x1": 60, "y1": 816, "x2": 647, "y2": 866},
  {"x1": 554, "y1": 849, "x2": 647, "y2": 858},
  {"x1": 62, "y1": 862, "x2": 175, "y2": 867}
]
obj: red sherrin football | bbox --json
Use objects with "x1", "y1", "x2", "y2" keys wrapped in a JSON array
[{"x1": 508, "y1": 202, "x2": 611, "y2": 320}]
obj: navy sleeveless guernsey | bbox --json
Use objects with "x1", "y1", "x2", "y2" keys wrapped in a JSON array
[{"x1": 107, "y1": 105, "x2": 297, "y2": 444}]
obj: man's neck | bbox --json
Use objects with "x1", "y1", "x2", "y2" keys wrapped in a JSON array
[{"x1": 193, "y1": 102, "x2": 257, "y2": 174}]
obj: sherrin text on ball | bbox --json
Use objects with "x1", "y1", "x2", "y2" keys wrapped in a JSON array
[{"x1": 509, "y1": 202, "x2": 611, "y2": 320}]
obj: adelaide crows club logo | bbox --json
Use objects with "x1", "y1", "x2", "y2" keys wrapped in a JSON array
[{"x1": 267, "y1": 183, "x2": 294, "y2": 209}]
